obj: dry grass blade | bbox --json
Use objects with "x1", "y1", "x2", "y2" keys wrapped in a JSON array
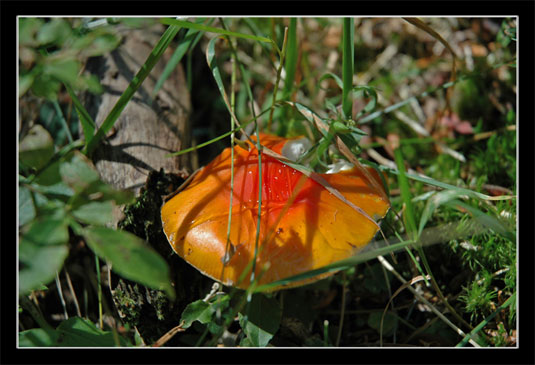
[
  {"x1": 152, "y1": 321, "x2": 186, "y2": 347},
  {"x1": 379, "y1": 274, "x2": 430, "y2": 346},
  {"x1": 377, "y1": 256, "x2": 481, "y2": 347},
  {"x1": 403, "y1": 17, "x2": 458, "y2": 80},
  {"x1": 162, "y1": 168, "x2": 201, "y2": 203},
  {"x1": 402, "y1": 17, "x2": 458, "y2": 112}
]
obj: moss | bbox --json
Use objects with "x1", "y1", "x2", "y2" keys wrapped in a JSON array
[
  {"x1": 111, "y1": 169, "x2": 215, "y2": 346},
  {"x1": 112, "y1": 285, "x2": 143, "y2": 325}
]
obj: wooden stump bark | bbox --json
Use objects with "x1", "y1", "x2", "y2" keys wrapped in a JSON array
[{"x1": 84, "y1": 23, "x2": 192, "y2": 195}]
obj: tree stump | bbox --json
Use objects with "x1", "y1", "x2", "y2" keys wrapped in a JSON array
[{"x1": 84, "y1": 23, "x2": 192, "y2": 195}]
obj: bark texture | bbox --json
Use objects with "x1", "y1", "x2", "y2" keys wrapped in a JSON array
[{"x1": 84, "y1": 24, "x2": 191, "y2": 195}]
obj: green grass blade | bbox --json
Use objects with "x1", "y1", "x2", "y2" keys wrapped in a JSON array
[
  {"x1": 394, "y1": 146, "x2": 435, "y2": 296},
  {"x1": 342, "y1": 18, "x2": 354, "y2": 119},
  {"x1": 282, "y1": 18, "x2": 298, "y2": 100},
  {"x1": 242, "y1": 18, "x2": 277, "y2": 70},
  {"x1": 267, "y1": 27, "x2": 289, "y2": 131},
  {"x1": 357, "y1": 75, "x2": 474, "y2": 124},
  {"x1": 205, "y1": 35, "x2": 260, "y2": 287},
  {"x1": 152, "y1": 18, "x2": 212, "y2": 97},
  {"x1": 253, "y1": 215, "x2": 488, "y2": 292},
  {"x1": 84, "y1": 24, "x2": 181, "y2": 156},
  {"x1": 206, "y1": 37, "x2": 230, "y2": 109},
  {"x1": 224, "y1": 37, "x2": 238, "y2": 286},
  {"x1": 253, "y1": 238, "x2": 415, "y2": 292},
  {"x1": 94, "y1": 254, "x2": 103, "y2": 329},
  {"x1": 445, "y1": 199, "x2": 516, "y2": 242},
  {"x1": 393, "y1": 147, "x2": 418, "y2": 240},
  {"x1": 380, "y1": 166, "x2": 514, "y2": 202},
  {"x1": 166, "y1": 102, "x2": 279, "y2": 158},
  {"x1": 391, "y1": 153, "x2": 479, "y2": 335},
  {"x1": 65, "y1": 84, "x2": 96, "y2": 142},
  {"x1": 160, "y1": 18, "x2": 273, "y2": 45},
  {"x1": 418, "y1": 189, "x2": 469, "y2": 237},
  {"x1": 166, "y1": 126, "x2": 238, "y2": 157},
  {"x1": 319, "y1": 72, "x2": 344, "y2": 89},
  {"x1": 52, "y1": 100, "x2": 73, "y2": 143}
]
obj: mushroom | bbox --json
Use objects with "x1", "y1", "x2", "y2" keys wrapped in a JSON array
[{"x1": 161, "y1": 133, "x2": 390, "y2": 290}]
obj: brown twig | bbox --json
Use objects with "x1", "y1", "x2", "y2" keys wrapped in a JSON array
[
  {"x1": 152, "y1": 321, "x2": 186, "y2": 347},
  {"x1": 65, "y1": 269, "x2": 82, "y2": 317}
]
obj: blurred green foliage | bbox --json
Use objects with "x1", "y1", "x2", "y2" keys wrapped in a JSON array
[
  {"x1": 19, "y1": 124, "x2": 176, "y2": 300},
  {"x1": 19, "y1": 18, "x2": 121, "y2": 100}
]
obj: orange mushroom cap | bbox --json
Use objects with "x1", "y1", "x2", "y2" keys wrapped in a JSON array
[{"x1": 161, "y1": 133, "x2": 390, "y2": 290}]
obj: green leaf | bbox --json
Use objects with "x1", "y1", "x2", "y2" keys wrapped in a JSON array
[
  {"x1": 364, "y1": 263, "x2": 392, "y2": 295},
  {"x1": 239, "y1": 336, "x2": 255, "y2": 347},
  {"x1": 88, "y1": 181, "x2": 135, "y2": 205},
  {"x1": 36, "y1": 18, "x2": 72, "y2": 46},
  {"x1": 44, "y1": 59, "x2": 81, "y2": 87},
  {"x1": 29, "y1": 190, "x2": 60, "y2": 213},
  {"x1": 55, "y1": 317, "x2": 131, "y2": 347},
  {"x1": 81, "y1": 74, "x2": 104, "y2": 94},
  {"x1": 19, "y1": 240, "x2": 68, "y2": 295},
  {"x1": 19, "y1": 72, "x2": 35, "y2": 97},
  {"x1": 59, "y1": 150, "x2": 100, "y2": 192},
  {"x1": 69, "y1": 29, "x2": 120, "y2": 58},
  {"x1": 368, "y1": 311, "x2": 398, "y2": 336},
  {"x1": 71, "y1": 200, "x2": 113, "y2": 225},
  {"x1": 353, "y1": 85, "x2": 378, "y2": 117},
  {"x1": 238, "y1": 294, "x2": 281, "y2": 347},
  {"x1": 19, "y1": 328, "x2": 59, "y2": 347},
  {"x1": 29, "y1": 155, "x2": 75, "y2": 199},
  {"x1": 19, "y1": 18, "x2": 44, "y2": 47},
  {"x1": 83, "y1": 226, "x2": 175, "y2": 299},
  {"x1": 21, "y1": 215, "x2": 69, "y2": 246},
  {"x1": 69, "y1": 179, "x2": 135, "y2": 211},
  {"x1": 206, "y1": 36, "x2": 228, "y2": 109},
  {"x1": 506, "y1": 108, "x2": 515, "y2": 123},
  {"x1": 19, "y1": 186, "x2": 36, "y2": 226},
  {"x1": 19, "y1": 124, "x2": 55, "y2": 171},
  {"x1": 180, "y1": 300, "x2": 213, "y2": 329},
  {"x1": 31, "y1": 73, "x2": 61, "y2": 101},
  {"x1": 19, "y1": 317, "x2": 131, "y2": 347},
  {"x1": 33, "y1": 156, "x2": 63, "y2": 185},
  {"x1": 30, "y1": 181, "x2": 74, "y2": 199},
  {"x1": 83, "y1": 33, "x2": 121, "y2": 58}
]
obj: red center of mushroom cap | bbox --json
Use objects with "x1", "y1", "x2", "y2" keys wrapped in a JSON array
[{"x1": 161, "y1": 133, "x2": 390, "y2": 290}]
